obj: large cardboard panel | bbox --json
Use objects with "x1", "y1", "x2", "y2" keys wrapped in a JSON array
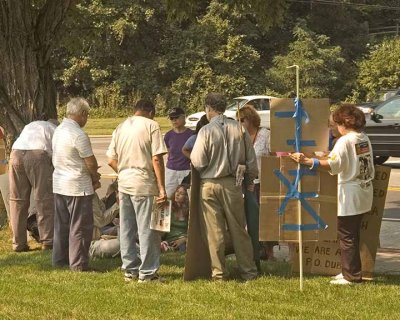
[
  {"x1": 291, "y1": 166, "x2": 391, "y2": 278},
  {"x1": 183, "y1": 168, "x2": 212, "y2": 281},
  {"x1": 360, "y1": 165, "x2": 391, "y2": 278},
  {"x1": 270, "y1": 98, "x2": 330, "y2": 153},
  {"x1": 290, "y1": 241, "x2": 342, "y2": 275},
  {"x1": 259, "y1": 156, "x2": 337, "y2": 242}
]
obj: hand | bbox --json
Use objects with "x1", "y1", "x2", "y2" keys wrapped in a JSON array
[
  {"x1": 93, "y1": 180, "x2": 101, "y2": 190},
  {"x1": 290, "y1": 152, "x2": 305, "y2": 164},
  {"x1": 156, "y1": 192, "x2": 167, "y2": 205},
  {"x1": 247, "y1": 183, "x2": 255, "y2": 192},
  {"x1": 171, "y1": 237, "x2": 186, "y2": 249}
]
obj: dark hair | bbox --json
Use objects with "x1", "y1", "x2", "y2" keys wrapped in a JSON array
[
  {"x1": 205, "y1": 92, "x2": 227, "y2": 113},
  {"x1": 134, "y1": 99, "x2": 155, "y2": 113},
  {"x1": 171, "y1": 185, "x2": 189, "y2": 220},
  {"x1": 237, "y1": 104, "x2": 261, "y2": 128},
  {"x1": 195, "y1": 114, "x2": 209, "y2": 134},
  {"x1": 332, "y1": 104, "x2": 366, "y2": 131}
]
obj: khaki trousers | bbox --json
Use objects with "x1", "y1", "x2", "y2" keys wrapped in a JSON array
[
  {"x1": 9, "y1": 150, "x2": 54, "y2": 250},
  {"x1": 200, "y1": 176, "x2": 257, "y2": 280}
]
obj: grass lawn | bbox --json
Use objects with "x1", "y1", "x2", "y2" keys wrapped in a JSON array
[
  {"x1": 84, "y1": 117, "x2": 171, "y2": 136},
  {"x1": 0, "y1": 227, "x2": 399, "y2": 320}
]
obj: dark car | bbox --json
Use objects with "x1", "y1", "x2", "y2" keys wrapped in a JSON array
[{"x1": 365, "y1": 95, "x2": 400, "y2": 164}]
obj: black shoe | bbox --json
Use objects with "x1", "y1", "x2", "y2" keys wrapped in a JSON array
[{"x1": 13, "y1": 245, "x2": 30, "y2": 252}]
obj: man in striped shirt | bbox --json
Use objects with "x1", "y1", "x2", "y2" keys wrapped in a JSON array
[{"x1": 52, "y1": 97, "x2": 101, "y2": 272}]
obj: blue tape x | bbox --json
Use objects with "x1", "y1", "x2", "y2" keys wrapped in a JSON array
[{"x1": 274, "y1": 167, "x2": 327, "y2": 231}]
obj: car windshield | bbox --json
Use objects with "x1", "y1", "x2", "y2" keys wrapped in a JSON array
[{"x1": 226, "y1": 99, "x2": 247, "y2": 111}]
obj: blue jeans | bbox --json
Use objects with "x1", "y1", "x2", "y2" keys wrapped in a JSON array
[{"x1": 119, "y1": 193, "x2": 161, "y2": 280}]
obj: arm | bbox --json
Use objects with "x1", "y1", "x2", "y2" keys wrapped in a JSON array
[
  {"x1": 290, "y1": 153, "x2": 331, "y2": 170},
  {"x1": 152, "y1": 154, "x2": 167, "y2": 203},
  {"x1": 190, "y1": 130, "x2": 209, "y2": 172},
  {"x1": 84, "y1": 155, "x2": 101, "y2": 188},
  {"x1": 108, "y1": 158, "x2": 118, "y2": 173},
  {"x1": 182, "y1": 146, "x2": 191, "y2": 159}
]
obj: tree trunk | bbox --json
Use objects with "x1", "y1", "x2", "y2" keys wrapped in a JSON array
[{"x1": 0, "y1": 0, "x2": 73, "y2": 156}]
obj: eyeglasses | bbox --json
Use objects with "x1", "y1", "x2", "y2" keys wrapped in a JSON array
[{"x1": 240, "y1": 118, "x2": 245, "y2": 123}]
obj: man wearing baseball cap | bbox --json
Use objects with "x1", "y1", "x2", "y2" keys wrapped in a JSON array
[{"x1": 164, "y1": 107, "x2": 194, "y2": 198}]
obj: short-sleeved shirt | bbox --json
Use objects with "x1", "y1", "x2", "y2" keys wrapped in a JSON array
[
  {"x1": 106, "y1": 116, "x2": 168, "y2": 196},
  {"x1": 183, "y1": 134, "x2": 197, "y2": 151},
  {"x1": 164, "y1": 128, "x2": 194, "y2": 170},
  {"x1": 12, "y1": 121, "x2": 57, "y2": 156},
  {"x1": 52, "y1": 118, "x2": 95, "y2": 196},
  {"x1": 253, "y1": 127, "x2": 270, "y2": 184},
  {"x1": 328, "y1": 131, "x2": 375, "y2": 216}
]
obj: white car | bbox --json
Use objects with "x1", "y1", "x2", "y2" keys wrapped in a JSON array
[{"x1": 185, "y1": 95, "x2": 276, "y2": 129}]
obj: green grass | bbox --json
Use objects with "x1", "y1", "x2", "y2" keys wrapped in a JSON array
[
  {"x1": 0, "y1": 227, "x2": 400, "y2": 319},
  {"x1": 84, "y1": 117, "x2": 171, "y2": 136}
]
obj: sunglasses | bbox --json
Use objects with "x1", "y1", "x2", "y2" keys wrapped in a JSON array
[{"x1": 169, "y1": 116, "x2": 180, "y2": 120}]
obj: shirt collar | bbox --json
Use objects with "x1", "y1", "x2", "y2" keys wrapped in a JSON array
[{"x1": 63, "y1": 118, "x2": 81, "y2": 128}]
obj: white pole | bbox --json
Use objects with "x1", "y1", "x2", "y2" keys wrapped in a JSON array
[{"x1": 287, "y1": 64, "x2": 303, "y2": 291}]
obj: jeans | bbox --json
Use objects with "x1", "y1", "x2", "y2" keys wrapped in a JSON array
[{"x1": 119, "y1": 192, "x2": 161, "y2": 280}]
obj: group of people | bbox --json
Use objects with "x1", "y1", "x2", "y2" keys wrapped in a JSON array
[{"x1": 7, "y1": 92, "x2": 375, "y2": 285}]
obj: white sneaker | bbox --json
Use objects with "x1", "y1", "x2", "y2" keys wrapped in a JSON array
[
  {"x1": 330, "y1": 278, "x2": 359, "y2": 285},
  {"x1": 331, "y1": 273, "x2": 343, "y2": 280}
]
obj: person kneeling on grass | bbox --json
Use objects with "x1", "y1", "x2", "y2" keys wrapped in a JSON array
[
  {"x1": 89, "y1": 181, "x2": 120, "y2": 259},
  {"x1": 290, "y1": 104, "x2": 374, "y2": 285},
  {"x1": 161, "y1": 185, "x2": 189, "y2": 253}
]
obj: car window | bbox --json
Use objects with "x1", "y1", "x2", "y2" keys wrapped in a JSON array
[
  {"x1": 378, "y1": 98, "x2": 400, "y2": 119},
  {"x1": 246, "y1": 99, "x2": 270, "y2": 111},
  {"x1": 227, "y1": 99, "x2": 246, "y2": 111}
]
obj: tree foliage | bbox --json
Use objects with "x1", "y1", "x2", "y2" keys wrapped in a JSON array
[
  {"x1": 353, "y1": 38, "x2": 400, "y2": 101},
  {"x1": 267, "y1": 22, "x2": 345, "y2": 99}
]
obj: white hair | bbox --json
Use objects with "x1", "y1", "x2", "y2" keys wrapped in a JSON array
[{"x1": 66, "y1": 97, "x2": 90, "y2": 116}]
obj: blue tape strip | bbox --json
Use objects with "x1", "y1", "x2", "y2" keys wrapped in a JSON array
[
  {"x1": 275, "y1": 111, "x2": 295, "y2": 118},
  {"x1": 283, "y1": 224, "x2": 327, "y2": 231}
]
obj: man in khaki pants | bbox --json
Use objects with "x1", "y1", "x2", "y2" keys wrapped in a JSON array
[
  {"x1": 9, "y1": 119, "x2": 58, "y2": 252},
  {"x1": 190, "y1": 92, "x2": 258, "y2": 281}
]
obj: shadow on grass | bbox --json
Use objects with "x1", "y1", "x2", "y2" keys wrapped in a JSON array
[{"x1": 0, "y1": 249, "x2": 123, "y2": 273}]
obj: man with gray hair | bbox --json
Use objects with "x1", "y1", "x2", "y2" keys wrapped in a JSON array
[
  {"x1": 190, "y1": 92, "x2": 258, "y2": 281},
  {"x1": 52, "y1": 97, "x2": 101, "y2": 272}
]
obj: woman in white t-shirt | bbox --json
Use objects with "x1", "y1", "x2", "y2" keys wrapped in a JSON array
[{"x1": 291, "y1": 104, "x2": 374, "y2": 285}]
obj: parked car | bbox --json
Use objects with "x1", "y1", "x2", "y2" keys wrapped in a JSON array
[
  {"x1": 185, "y1": 95, "x2": 276, "y2": 129},
  {"x1": 365, "y1": 95, "x2": 400, "y2": 164}
]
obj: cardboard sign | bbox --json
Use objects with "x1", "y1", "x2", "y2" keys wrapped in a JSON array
[
  {"x1": 270, "y1": 98, "x2": 331, "y2": 153},
  {"x1": 259, "y1": 156, "x2": 337, "y2": 241},
  {"x1": 291, "y1": 165, "x2": 391, "y2": 278},
  {"x1": 184, "y1": 167, "x2": 212, "y2": 281}
]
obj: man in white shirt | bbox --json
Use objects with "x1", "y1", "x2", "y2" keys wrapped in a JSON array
[
  {"x1": 9, "y1": 119, "x2": 58, "y2": 252},
  {"x1": 107, "y1": 99, "x2": 167, "y2": 282},
  {"x1": 52, "y1": 97, "x2": 100, "y2": 272}
]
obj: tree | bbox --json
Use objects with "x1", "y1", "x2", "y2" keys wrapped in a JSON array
[
  {"x1": 0, "y1": 0, "x2": 73, "y2": 153},
  {"x1": 352, "y1": 38, "x2": 400, "y2": 101},
  {"x1": 267, "y1": 22, "x2": 345, "y2": 99}
]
